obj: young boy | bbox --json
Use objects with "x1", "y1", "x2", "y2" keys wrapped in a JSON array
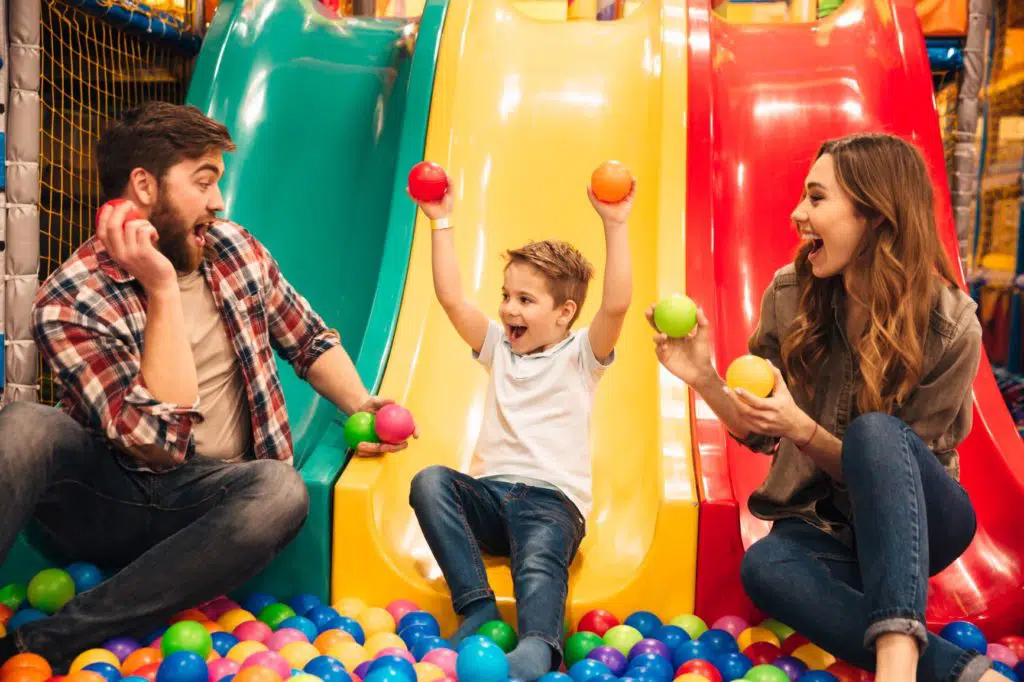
[{"x1": 407, "y1": 179, "x2": 634, "y2": 682}]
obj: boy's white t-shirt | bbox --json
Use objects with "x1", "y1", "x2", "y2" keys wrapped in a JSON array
[{"x1": 470, "y1": 320, "x2": 614, "y2": 518}]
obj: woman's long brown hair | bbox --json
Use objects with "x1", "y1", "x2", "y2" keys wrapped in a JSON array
[{"x1": 781, "y1": 133, "x2": 961, "y2": 414}]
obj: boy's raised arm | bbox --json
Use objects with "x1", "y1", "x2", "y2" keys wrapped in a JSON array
[{"x1": 587, "y1": 182, "x2": 635, "y2": 362}]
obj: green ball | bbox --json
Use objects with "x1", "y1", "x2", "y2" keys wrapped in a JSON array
[
  {"x1": 669, "y1": 614, "x2": 708, "y2": 640},
  {"x1": 344, "y1": 411, "x2": 379, "y2": 450},
  {"x1": 258, "y1": 603, "x2": 297, "y2": 629},
  {"x1": 478, "y1": 620, "x2": 518, "y2": 652},
  {"x1": 27, "y1": 569, "x2": 75, "y2": 614},
  {"x1": 758, "y1": 618, "x2": 795, "y2": 642},
  {"x1": 653, "y1": 294, "x2": 698, "y2": 338},
  {"x1": 564, "y1": 631, "x2": 604, "y2": 667},
  {"x1": 162, "y1": 620, "x2": 213, "y2": 658},
  {"x1": 0, "y1": 583, "x2": 28, "y2": 611},
  {"x1": 744, "y1": 664, "x2": 792, "y2": 682},
  {"x1": 603, "y1": 624, "x2": 643, "y2": 656}
]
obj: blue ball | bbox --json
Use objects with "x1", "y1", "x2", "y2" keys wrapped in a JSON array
[
  {"x1": 568, "y1": 660, "x2": 612, "y2": 682},
  {"x1": 7, "y1": 608, "x2": 47, "y2": 630},
  {"x1": 710, "y1": 652, "x2": 752, "y2": 682},
  {"x1": 699, "y1": 629, "x2": 739, "y2": 655},
  {"x1": 65, "y1": 562, "x2": 103, "y2": 593},
  {"x1": 364, "y1": 668, "x2": 414, "y2": 682},
  {"x1": 307, "y1": 605, "x2": 344, "y2": 633},
  {"x1": 624, "y1": 612, "x2": 663, "y2": 639},
  {"x1": 538, "y1": 674, "x2": 573, "y2": 682},
  {"x1": 399, "y1": 624, "x2": 432, "y2": 650},
  {"x1": 83, "y1": 663, "x2": 121, "y2": 682},
  {"x1": 455, "y1": 641, "x2": 510, "y2": 682},
  {"x1": 398, "y1": 612, "x2": 441, "y2": 636},
  {"x1": 334, "y1": 616, "x2": 366, "y2": 645},
  {"x1": 939, "y1": 621, "x2": 987, "y2": 653},
  {"x1": 211, "y1": 632, "x2": 240, "y2": 657},
  {"x1": 122, "y1": 677, "x2": 151, "y2": 682},
  {"x1": 796, "y1": 672, "x2": 839, "y2": 682},
  {"x1": 994, "y1": 662, "x2": 1020, "y2": 682},
  {"x1": 288, "y1": 594, "x2": 323, "y2": 617},
  {"x1": 368, "y1": 655, "x2": 418, "y2": 682},
  {"x1": 651, "y1": 625, "x2": 689, "y2": 653},
  {"x1": 278, "y1": 616, "x2": 319, "y2": 642},
  {"x1": 1014, "y1": 661, "x2": 1024, "y2": 682},
  {"x1": 305, "y1": 656, "x2": 352, "y2": 682},
  {"x1": 672, "y1": 640, "x2": 712, "y2": 668},
  {"x1": 412, "y1": 636, "x2": 450, "y2": 661},
  {"x1": 156, "y1": 651, "x2": 208, "y2": 682},
  {"x1": 590, "y1": 675, "x2": 617, "y2": 682},
  {"x1": 627, "y1": 654, "x2": 674, "y2": 682},
  {"x1": 457, "y1": 635, "x2": 499, "y2": 653},
  {"x1": 241, "y1": 593, "x2": 278, "y2": 616}
]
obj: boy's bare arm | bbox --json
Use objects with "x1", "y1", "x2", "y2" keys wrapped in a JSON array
[{"x1": 587, "y1": 183, "x2": 635, "y2": 362}]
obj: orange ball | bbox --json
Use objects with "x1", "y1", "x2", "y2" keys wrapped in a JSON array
[
  {"x1": 314, "y1": 630, "x2": 354, "y2": 653},
  {"x1": 1, "y1": 654, "x2": 52, "y2": 681},
  {"x1": 1, "y1": 669, "x2": 48, "y2": 682},
  {"x1": 64, "y1": 673, "x2": 106, "y2": 682},
  {"x1": 0, "y1": 605, "x2": 13, "y2": 626},
  {"x1": 171, "y1": 610, "x2": 210, "y2": 624},
  {"x1": 130, "y1": 664, "x2": 160, "y2": 682},
  {"x1": 202, "y1": 621, "x2": 226, "y2": 634},
  {"x1": 590, "y1": 161, "x2": 633, "y2": 203},
  {"x1": 233, "y1": 666, "x2": 282, "y2": 682},
  {"x1": 122, "y1": 648, "x2": 162, "y2": 675}
]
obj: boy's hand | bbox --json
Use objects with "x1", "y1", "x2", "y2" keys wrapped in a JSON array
[
  {"x1": 408, "y1": 186, "x2": 453, "y2": 222},
  {"x1": 587, "y1": 180, "x2": 636, "y2": 228}
]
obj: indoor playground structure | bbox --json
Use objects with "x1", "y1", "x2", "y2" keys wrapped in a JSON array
[{"x1": 2, "y1": 0, "x2": 1024, "y2": 679}]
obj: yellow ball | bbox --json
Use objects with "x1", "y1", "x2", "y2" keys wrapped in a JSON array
[
  {"x1": 227, "y1": 641, "x2": 269, "y2": 664},
  {"x1": 70, "y1": 649, "x2": 121, "y2": 674},
  {"x1": 725, "y1": 354, "x2": 775, "y2": 398},
  {"x1": 333, "y1": 597, "x2": 367, "y2": 620},
  {"x1": 792, "y1": 643, "x2": 835, "y2": 670},
  {"x1": 364, "y1": 632, "x2": 407, "y2": 657},
  {"x1": 218, "y1": 609, "x2": 257, "y2": 631},
  {"x1": 414, "y1": 662, "x2": 445, "y2": 682},
  {"x1": 325, "y1": 642, "x2": 371, "y2": 671},
  {"x1": 279, "y1": 642, "x2": 321, "y2": 670},
  {"x1": 359, "y1": 607, "x2": 396, "y2": 638},
  {"x1": 674, "y1": 675, "x2": 711, "y2": 682},
  {"x1": 288, "y1": 675, "x2": 322, "y2": 682},
  {"x1": 736, "y1": 626, "x2": 780, "y2": 651}
]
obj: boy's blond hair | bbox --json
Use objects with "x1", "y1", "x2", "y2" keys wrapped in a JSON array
[{"x1": 504, "y1": 240, "x2": 595, "y2": 327}]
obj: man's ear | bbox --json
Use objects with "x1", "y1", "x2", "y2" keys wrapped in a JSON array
[{"x1": 126, "y1": 167, "x2": 159, "y2": 209}]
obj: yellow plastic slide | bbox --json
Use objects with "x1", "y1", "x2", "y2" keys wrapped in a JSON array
[{"x1": 331, "y1": 0, "x2": 698, "y2": 633}]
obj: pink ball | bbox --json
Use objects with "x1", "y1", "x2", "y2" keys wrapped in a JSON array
[
  {"x1": 421, "y1": 648, "x2": 458, "y2": 677},
  {"x1": 208, "y1": 658, "x2": 241, "y2": 682},
  {"x1": 386, "y1": 600, "x2": 419, "y2": 627},
  {"x1": 375, "y1": 648, "x2": 416, "y2": 664},
  {"x1": 988, "y1": 643, "x2": 1019, "y2": 667},
  {"x1": 234, "y1": 620, "x2": 274, "y2": 643},
  {"x1": 202, "y1": 598, "x2": 241, "y2": 621},
  {"x1": 241, "y1": 651, "x2": 292, "y2": 680},
  {"x1": 374, "y1": 404, "x2": 415, "y2": 444},
  {"x1": 266, "y1": 628, "x2": 309, "y2": 651},
  {"x1": 711, "y1": 615, "x2": 749, "y2": 639}
]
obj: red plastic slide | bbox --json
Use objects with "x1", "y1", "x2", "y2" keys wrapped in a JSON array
[{"x1": 685, "y1": 0, "x2": 1024, "y2": 639}]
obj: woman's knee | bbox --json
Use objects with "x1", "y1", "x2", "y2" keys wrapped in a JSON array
[
  {"x1": 740, "y1": 535, "x2": 796, "y2": 608},
  {"x1": 841, "y1": 413, "x2": 910, "y2": 471}
]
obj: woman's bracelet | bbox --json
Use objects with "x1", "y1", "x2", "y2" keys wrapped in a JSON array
[{"x1": 797, "y1": 421, "x2": 819, "y2": 450}]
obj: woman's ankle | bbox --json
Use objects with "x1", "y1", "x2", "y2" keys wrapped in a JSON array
[{"x1": 874, "y1": 633, "x2": 919, "y2": 682}]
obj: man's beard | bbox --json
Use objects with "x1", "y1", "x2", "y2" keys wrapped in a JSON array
[{"x1": 149, "y1": 192, "x2": 203, "y2": 273}]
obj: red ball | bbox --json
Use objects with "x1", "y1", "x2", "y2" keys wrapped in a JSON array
[
  {"x1": 743, "y1": 641, "x2": 782, "y2": 665},
  {"x1": 1000, "y1": 635, "x2": 1024, "y2": 661},
  {"x1": 407, "y1": 161, "x2": 449, "y2": 203},
  {"x1": 374, "y1": 404, "x2": 416, "y2": 445},
  {"x1": 781, "y1": 632, "x2": 810, "y2": 656},
  {"x1": 96, "y1": 198, "x2": 144, "y2": 229},
  {"x1": 827, "y1": 661, "x2": 872, "y2": 682},
  {"x1": 576, "y1": 610, "x2": 619, "y2": 637},
  {"x1": 676, "y1": 659, "x2": 723, "y2": 682},
  {"x1": 133, "y1": 663, "x2": 160, "y2": 682}
]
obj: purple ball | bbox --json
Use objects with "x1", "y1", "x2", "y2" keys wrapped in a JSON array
[
  {"x1": 354, "y1": 661, "x2": 373, "y2": 679},
  {"x1": 628, "y1": 639, "x2": 672, "y2": 662},
  {"x1": 586, "y1": 646, "x2": 628, "y2": 676},
  {"x1": 772, "y1": 655, "x2": 808, "y2": 682},
  {"x1": 103, "y1": 636, "x2": 142, "y2": 662}
]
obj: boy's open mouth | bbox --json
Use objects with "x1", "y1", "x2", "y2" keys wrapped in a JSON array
[{"x1": 508, "y1": 325, "x2": 527, "y2": 340}]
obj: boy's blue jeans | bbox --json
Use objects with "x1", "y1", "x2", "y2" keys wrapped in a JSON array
[
  {"x1": 741, "y1": 413, "x2": 990, "y2": 682},
  {"x1": 409, "y1": 465, "x2": 586, "y2": 664}
]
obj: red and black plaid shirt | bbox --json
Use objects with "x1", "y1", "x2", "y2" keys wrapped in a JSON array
[{"x1": 32, "y1": 220, "x2": 341, "y2": 466}]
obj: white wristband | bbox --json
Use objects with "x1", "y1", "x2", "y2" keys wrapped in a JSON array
[{"x1": 431, "y1": 217, "x2": 452, "y2": 231}]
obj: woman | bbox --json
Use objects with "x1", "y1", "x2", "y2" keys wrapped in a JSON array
[{"x1": 649, "y1": 133, "x2": 1002, "y2": 682}]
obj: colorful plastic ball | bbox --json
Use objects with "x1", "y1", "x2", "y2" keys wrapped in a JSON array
[
  {"x1": 266, "y1": 630, "x2": 308, "y2": 652},
  {"x1": 218, "y1": 612, "x2": 256, "y2": 634},
  {"x1": 398, "y1": 626, "x2": 431, "y2": 651},
  {"x1": 990, "y1": 643, "x2": 1020, "y2": 667},
  {"x1": 201, "y1": 598, "x2": 241, "y2": 623},
  {"x1": 385, "y1": 602, "x2": 419, "y2": 628},
  {"x1": 303, "y1": 657, "x2": 347, "y2": 680},
  {"x1": 790, "y1": 644, "x2": 834, "y2": 671},
  {"x1": 711, "y1": 616, "x2": 749, "y2": 640},
  {"x1": 314, "y1": 631, "x2": 355, "y2": 653},
  {"x1": 627, "y1": 639, "x2": 671, "y2": 662},
  {"x1": 0, "y1": 583, "x2": 28, "y2": 610},
  {"x1": 8, "y1": 608, "x2": 48, "y2": 630},
  {"x1": 590, "y1": 161, "x2": 633, "y2": 204},
  {"x1": 131, "y1": 664, "x2": 161, "y2": 682},
  {"x1": 669, "y1": 616, "x2": 708, "y2": 641},
  {"x1": 235, "y1": 622, "x2": 273, "y2": 644},
  {"x1": 757, "y1": 620, "x2": 795, "y2": 643},
  {"x1": 375, "y1": 650, "x2": 415, "y2": 666},
  {"x1": 122, "y1": 677, "x2": 151, "y2": 682},
  {"x1": 81, "y1": 663, "x2": 119, "y2": 682},
  {"x1": 672, "y1": 640, "x2": 713, "y2": 668},
  {"x1": 368, "y1": 655, "x2": 416, "y2": 682},
  {"x1": 207, "y1": 659, "x2": 241, "y2": 682},
  {"x1": 699, "y1": 629, "x2": 739, "y2": 656},
  {"x1": 122, "y1": 649, "x2": 162, "y2": 675},
  {"x1": 675, "y1": 675, "x2": 712, "y2": 682},
  {"x1": 231, "y1": 668, "x2": 280, "y2": 682},
  {"x1": 286, "y1": 596, "x2": 322, "y2": 618},
  {"x1": 322, "y1": 642, "x2": 370, "y2": 672},
  {"x1": 795, "y1": 673, "x2": 838, "y2": 682},
  {"x1": 242, "y1": 595, "x2": 278, "y2": 617},
  {"x1": 397, "y1": 613, "x2": 440, "y2": 637},
  {"x1": 621, "y1": 613, "x2": 661, "y2": 640},
  {"x1": 0, "y1": 603, "x2": 13, "y2": 625},
  {"x1": 344, "y1": 413, "x2": 379, "y2": 451},
  {"x1": 585, "y1": 647, "x2": 627, "y2": 676},
  {"x1": 241, "y1": 652, "x2": 291, "y2": 681},
  {"x1": 567, "y1": 660, "x2": 611, "y2": 682},
  {"x1": 259, "y1": 606, "x2": 298, "y2": 631},
  {"x1": 675, "y1": 659, "x2": 722, "y2": 682},
  {"x1": 276, "y1": 619, "x2": 317, "y2": 643},
  {"x1": 211, "y1": 634, "x2": 241, "y2": 658},
  {"x1": 104, "y1": 637, "x2": 142, "y2": 662},
  {"x1": 407, "y1": 162, "x2": 449, "y2": 204},
  {"x1": 710, "y1": 652, "x2": 752, "y2": 682},
  {"x1": 156, "y1": 652, "x2": 208, "y2": 682},
  {"x1": 68, "y1": 672, "x2": 110, "y2": 682},
  {"x1": 626, "y1": 653, "x2": 674, "y2": 682},
  {"x1": 1, "y1": 664, "x2": 49, "y2": 682},
  {"x1": 27, "y1": 569, "x2": 75, "y2": 615},
  {"x1": 780, "y1": 635, "x2": 809, "y2": 657},
  {"x1": 726, "y1": 355, "x2": 775, "y2": 399},
  {"x1": 363, "y1": 668, "x2": 411, "y2": 682},
  {"x1": 455, "y1": 641, "x2": 509, "y2": 682},
  {"x1": 373, "y1": 405, "x2": 416, "y2": 446},
  {"x1": 71, "y1": 650, "x2": 121, "y2": 674},
  {"x1": 277, "y1": 643, "x2": 320, "y2": 671},
  {"x1": 1001, "y1": 636, "x2": 1024, "y2": 661},
  {"x1": 744, "y1": 664, "x2": 790, "y2": 682},
  {"x1": 822, "y1": 662, "x2": 863, "y2": 682},
  {"x1": 538, "y1": 675, "x2": 572, "y2": 682},
  {"x1": 333, "y1": 598, "x2": 367, "y2": 620},
  {"x1": 476, "y1": 621, "x2": 517, "y2": 653},
  {"x1": 419, "y1": 650, "x2": 456, "y2": 679},
  {"x1": 287, "y1": 674, "x2": 321, "y2": 682},
  {"x1": 412, "y1": 663, "x2": 443, "y2": 682},
  {"x1": 305, "y1": 607, "x2": 344, "y2": 634},
  {"x1": 2, "y1": 653, "x2": 53, "y2": 679},
  {"x1": 334, "y1": 617, "x2": 367, "y2": 645},
  {"x1": 411, "y1": 637, "x2": 448, "y2": 661},
  {"x1": 163, "y1": 622, "x2": 214, "y2": 659},
  {"x1": 226, "y1": 642, "x2": 269, "y2": 665},
  {"x1": 742, "y1": 642, "x2": 782, "y2": 666},
  {"x1": 564, "y1": 632, "x2": 604, "y2": 668},
  {"x1": 359, "y1": 609, "x2": 396, "y2": 639},
  {"x1": 772, "y1": 656, "x2": 808, "y2": 682},
  {"x1": 737, "y1": 628, "x2": 780, "y2": 652},
  {"x1": 455, "y1": 636, "x2": 496, "y2": 654},
  {"x1": 577, "y1": 611, "x2": 620, "y2": 638},
  {"x1": 604, "y1": 626, "x2": 644, "y2": 657},
  {"x1": 993, "y1": 662, "x2": 1019, "y2": 682},
  {"x1": 353, "y1": 663, "x2": 372, "y2": 680},
  {"x1": 650, "y1": 625, "x2": 689, "y2": 652},
  {"x1": 652, "y1": 294, "x2": 699, "y2": 339}
]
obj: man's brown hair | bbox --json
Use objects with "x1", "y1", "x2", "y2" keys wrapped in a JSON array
[
  {"x1": 96, "y1": 102, "x2": 236, "y2": 201},
  {"x1": 504, "y1": 240, "x2": 595, "y2": 326}
]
